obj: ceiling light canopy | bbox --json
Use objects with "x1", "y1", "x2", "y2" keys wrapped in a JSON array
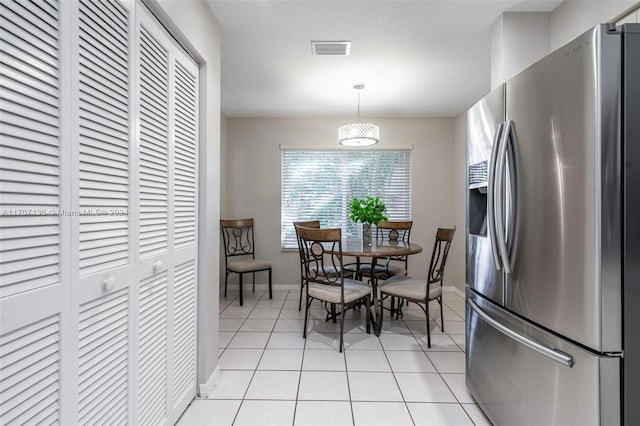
[{"x1": 339, "y1": 84, "x2": 379, "y2": 147}]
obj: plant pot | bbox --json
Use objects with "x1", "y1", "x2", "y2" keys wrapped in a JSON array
[{"x1": 362, "y1": 223, "x2": 372, "y2": 247}]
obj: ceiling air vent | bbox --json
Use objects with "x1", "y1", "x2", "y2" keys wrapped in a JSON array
[{"x1": 311, "y1": 41, "x2": 351, "y2": 56}]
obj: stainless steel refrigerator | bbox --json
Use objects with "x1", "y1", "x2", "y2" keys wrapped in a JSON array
[{"x1": 465, "y1": 23, "x2": 640, "y2": 425}]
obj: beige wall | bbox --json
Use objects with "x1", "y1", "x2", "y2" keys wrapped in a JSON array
[
  {"x1": 223, "y1": 117, "x2": 465, "y2": 289},
  {"x1": 452, "y1": 113, "x2": 467, "y2": 294}
]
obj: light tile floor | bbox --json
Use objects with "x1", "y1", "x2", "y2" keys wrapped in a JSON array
[{"x1": 177, "y1": 289, "x2": 491, "y2": 426}]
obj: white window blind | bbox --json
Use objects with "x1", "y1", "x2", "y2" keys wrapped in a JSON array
[{"x1": 281, "y1": 149, "x2": 411, "y2": 249}]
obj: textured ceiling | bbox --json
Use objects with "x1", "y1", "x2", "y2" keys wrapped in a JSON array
[{"x1": 209, "y1": 1, "x2": 562, "y2": 118}]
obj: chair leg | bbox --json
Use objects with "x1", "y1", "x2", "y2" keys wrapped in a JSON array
[
  {"x1": 303, "y1": 296, "x2": 312, "y2": 339},
  {"x1": 252, "y1": 272, "x2": 255, "y2": 292},
  {"x1": 369, "y1": 295, "x2": 376, "y2": 335},
  {"x1": 390, "y1": 296, "x2": 395, "y2": 319},
  {"x1": 426, "y1": 299, "x2": 431, "y2": 348},
  {"x1": 224, "y1": 271, "x2": 229, "y2": 298},
  {"x1": 396, "y1": 299, "x2": 406, "y2": 319},
  {"x1": 365, "y1": 297, "x2": 371, "y2": 334},
  {"x1": 298, "y1": 277, "x2": 304, "y2": 311},
  {"x1": 439, "y1": 297, "x2": 444, "y2": 332},
  {"x1": 239, "y1": 274, "x2": 244, "y2": 306},
  {"x1": 268, "y1": 268, "x2": 272, "y2": 299}
]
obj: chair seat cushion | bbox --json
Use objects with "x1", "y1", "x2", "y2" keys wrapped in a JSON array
[
  {"x1": 379, "y1": 275, "x2": 441, "y2": 301},
  {"x1": 228, "y1": 259, "x2": 272, "y2": 273},
  {"x1": 308, "y1": 279, "x2": 371, "y2": 304}
]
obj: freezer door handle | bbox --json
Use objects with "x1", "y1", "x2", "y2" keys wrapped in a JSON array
[
  {"x1": 495, "y1": 122, "x2": 510, "y2": 272},
  {"x1": 495, "y1": 120, "x2": 520, "y2": 274},
  {"x1": 487, "y1": 122, "x2": 504, "y2": 271},
  {"x1": 469, "y1": 299, "x2": 575, "y2": 368},
  {"x1": 504, "y1": 120, "x2": 520, "y2": 273}
]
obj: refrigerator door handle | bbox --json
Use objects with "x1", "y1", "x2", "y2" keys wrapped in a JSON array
[
  {"x1": 505, "y1": 120, "x2": 520, "y2": 273},
  {"x1": 495, "y1": 121, "x2": 510, "y2": 273},
  {"x1": 468, "y1": 299, "x2": 575, "y2": 368},
  {"x1": 487, "y1": 122, "x2": 504, "y2": 271}
]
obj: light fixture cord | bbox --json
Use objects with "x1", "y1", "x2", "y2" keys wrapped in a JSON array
[{"x1": 357, "y1": 89, "x2": 361, "y2": 123}]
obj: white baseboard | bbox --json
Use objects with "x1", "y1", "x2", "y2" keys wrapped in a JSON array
[
  {"x1": 198, "y1": 364, "x2": 220, "y2": 398},
  {"x1": 224, "y1": 284, "x2": 466, "y2": 297},
  {"x1": 222, "y1": 283, "x2": 299, "y2": 293},
  {"x1": 225, "y1": 284, "x2": 465, "y2": 299},
  {"x1": 443, "y1": 285, "x2": 465, "y2": 298}
]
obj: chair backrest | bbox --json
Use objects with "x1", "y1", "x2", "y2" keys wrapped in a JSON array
[
  {"x1": 293, "y1": 220, "x2": 321, "y2": 229},
  {"x1": 293, "y1": 220, "x2": 321, "y2": 251},
  {"x1": 376, "y1": 220, "x2": 412, "y2": 245},
  {"x1": 427, "y1": 227, "x2": 456, "y2": 285},
  {"x1": 293, "y1": 220, "x2": 321, "y2": 274},
  {"x1": 376, "y1": 220, "x2": 413, "y2": 267},
  {"x1": 376, "y1": 220, "x2": 412, "y2": 239},
  {"x1": 296, "y1": 226, "x2": 344, "y2": 287},
  {"x1": 220, "y1": 219, "x2": 257, "y2": 261}
]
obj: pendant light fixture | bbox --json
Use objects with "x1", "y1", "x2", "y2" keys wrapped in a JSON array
[{"x1": 338, "y1": 84, "x2": 379, "y2": 146}]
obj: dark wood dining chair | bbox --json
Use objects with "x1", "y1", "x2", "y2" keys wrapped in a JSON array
[
  {"x1": 378, "y1": 227, "x2": 455, "y2": 347},
  {"x1": 297, "y1": 226, "x2": 371, "y2": 352},
  {"x1": 293, "y1": 220, "x2": 321, "y2": 311},
  {"x1": 220, "y1": 218, "x2": 272, "y2": 306},
  {"x1": 356, "y1": 220, "x2": 412, "y2": 315},
  {"x1": 357, "y1": 220, "x2": 413, "y2": 280}
]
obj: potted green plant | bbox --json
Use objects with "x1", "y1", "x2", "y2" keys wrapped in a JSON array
[{"x1": 349, "y1": 196, "x2": 389, "y2": 246}]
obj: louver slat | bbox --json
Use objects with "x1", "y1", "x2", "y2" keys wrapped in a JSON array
[
  {"x1": 0, "y1": 314, "x2": 61, "y2": 425},
  {"x1": 172, "y1": 261, "x2": 196, "y2": 406},
  {"x1": 78, "y1": 288, "x2": 128, "y2": 425},
  {"x1": 0, "y1": 0, "x2": 61, "y2": 299},
  {"x1": 138, "y1": 273, "x2": 167, "y2": 425},
  {"x1": 77, "y1": 0, "x2": 130, "y2": 277},
  {"x1": 173, "y1": 62, "x2": 196, "y2": 248},
  {"x1": 138, "y1": 26, "x2": 168, "y2": 258}
]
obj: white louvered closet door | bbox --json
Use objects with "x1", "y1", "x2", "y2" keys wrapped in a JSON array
[
  {"x1": 135, "y1": 5, "x2": 198, "y2": 425},
  {"x1": 170, "y1": 52, "x2": 199, "y2": 417},
  {"x1": 0, "y1": 1, "x2": 64, "y2": 424},
  {"x1": 1, "y1": 0, "x2": 198, "y2": 424},
  {"x1": 72, "y1": 0, "x2": 135, "y2": 424}
]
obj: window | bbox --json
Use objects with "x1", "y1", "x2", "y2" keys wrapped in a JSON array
[{"x1": 281, "y1": 148, "x2": 411, "y2": 248}]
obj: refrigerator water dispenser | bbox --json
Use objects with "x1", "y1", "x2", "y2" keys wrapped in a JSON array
[{"x1": 468, "y1": 160, "x2": 488, "y2": 236}]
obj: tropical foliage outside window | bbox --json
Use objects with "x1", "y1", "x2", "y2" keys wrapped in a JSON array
[{"x1": 281, "y1": 149, "x2": 411, "y2": 249}]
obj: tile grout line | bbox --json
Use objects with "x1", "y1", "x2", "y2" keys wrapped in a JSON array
[
  {"x1": 228, "y1": 292, "x2": 260, "y2": 426},
  {"x1": 198, "y1": 291, "x2": 479, "y2": 426},
  {"x1": 421, "y1": 295, "x2": 477, "y2": 426},
  {"x1": 227, "y1": 290, "x2": 276, "y2": 425},
  {"x1": 381, "y1": 339, "x2": 418, "y2": 426},
  {"x1": 397, "y1": 295, "x2": 474, "y2": 425},
  {"x1": 344, "y1": 339, "x2": 356, "y2": 426}
]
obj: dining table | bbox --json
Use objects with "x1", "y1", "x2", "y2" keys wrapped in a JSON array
[{"x1": 328, "y1": 238, "x2": 423, "y2": 336}]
